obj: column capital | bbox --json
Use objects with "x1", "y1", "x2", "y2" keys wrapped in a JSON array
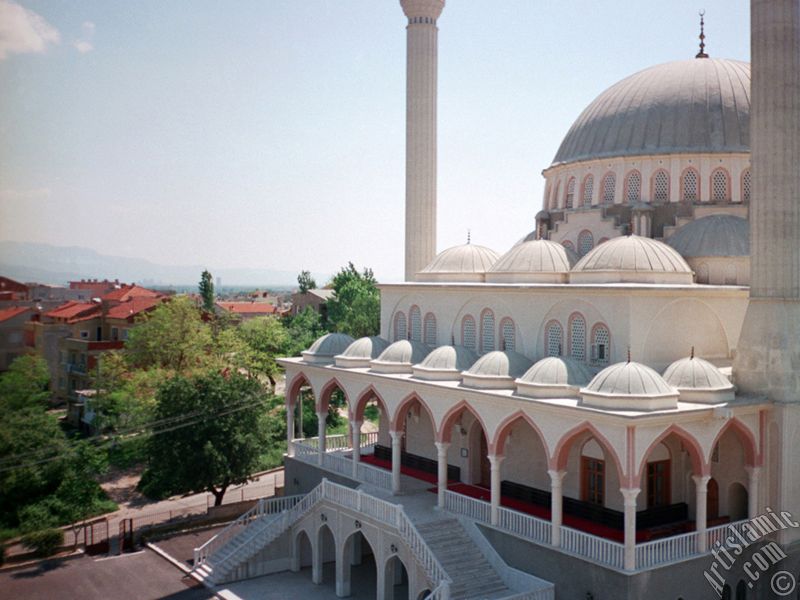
[
  {"x1": 547, "y1": 469, "x2": 567, "y2": 484},
  {"x1": 488, "y1": 454, "x2": 505, "y2": 468},
  {"x1": 692, "y1": 474, "x2": 711, "y2": 490},
  {"x1": 316, "y1": 410, "x2": 327, "y2": 419},
  {"x1": 744, "y1": 465, "x2": 762, "y2": 478},
  {"x1": 389, "y1": 430, "x2": 404, "y2": 442},
  {"x1": 349, "y1": 419, "x2": 362, "y2": 429},
  {"x1": 434, "y1": 441, "x2": 450, "y2": 453},
  {"x1": 620, "y1": 487, "x2": 641, "y2": 506}
]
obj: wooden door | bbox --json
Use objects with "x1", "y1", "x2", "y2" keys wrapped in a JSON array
[
  {"x1": 646, "y1": 460, "x2": 671, "y2": 507},
  {"x1": 581, "y1": 457, "x2": 605, "y2": 505},
  {"x1": 707, "y1": 477, "x2": 719, "y2": 522},
  {"x1": 479, "y1": 430, "x2": 490, "y2": 487}
]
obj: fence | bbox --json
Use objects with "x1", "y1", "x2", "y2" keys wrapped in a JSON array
[
  {"x1": 291, "y1": 439, "x2": 393, "y2": 491},
  {"x1": 560, "y1": 525, "x2": 625, "y2": 570}
]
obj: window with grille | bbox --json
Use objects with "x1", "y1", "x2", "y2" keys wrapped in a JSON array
[
  {"x1": 565, "y1": 177, "x2": 575, "y2": 209},
  {"x1": 570, "y1": 314, "x2": 586, "y2": 361},
  {"x1": 582, "y1": 175, "x2": 594, "y2": 207},
  {"x1": 682, "y1": 169, "x2": 698, "y2": 202},
  {"x1": 742, "y1": 169, "x2": 751, "y2": 203},
  {"x1": 546, "y1": 321, "x2": 563, "y2": 356},
  {"x1": 423, "y1": 313, "x2": 437, "y2": 346},
  {"x1": 501, "y1": 319, "x2": 515, "y2": 352},
  {"x1": 712, "y1": 169, "x2": 729, "y2": 202},
  {"x1": 481, "y1": 310, "x2": 495, "y2": 354},
  {"x1": 602, "y1": 173, "x2": 615, "y2": 204},
  {"x1": 394, "y1": 312, "x2": 407, "y2": 341},
  {"x1": 625, "y1": 171, "x2": 641, "y2": 203},
  {"x1": 409, "y1": 306, "x2": 421, "y2": 342},
  {"x1": 577, "y1": 230, "x2": 594, "y2": 257},
  {"x1": 462, "y1": 315, "x2": 476, "y2": 350},
  {"x1": 591, "y1": 325, "x2": 610, "y2": 364},
  {"x1": 653, "y1": 170, "x2": 669, "y2": 203}
]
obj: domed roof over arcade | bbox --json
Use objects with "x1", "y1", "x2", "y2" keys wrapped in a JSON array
[
  {"x1": 412, "y1": 345, "x2": 479, "y2": 381},
  {"x1": 370, "y1": 339, "x2": 431, "y2": 374},
  {"x1": 551, "y1": 58, "x2": 750, "y2": 167},
  {"x1": 417, "y1": 243, "x2": 500, "y2": 283},
  {"x1": 335, "y1": 336, "x2": 391, "y2": 368},
  {"x1": 301, "y1": 332, "x2": 355, "y2": 365},
  {"x1": 461, "y1": 350, "x2": 533, "y2": 390},
  {"x1": 516, "y1": 356, "x2": 594, "y2": 399},
  {"x1": 667, "y1": 214, "x2": 750, "y2": 258},
  {"x1": 581, "y1": 360, "x2": 679, "y2": 411},
  {"x1": 486, "y1": 240, "x2": 578, "y2": 284},
  {"x1": 663, "y1": 354, "x2": 735, "y2": 403}
]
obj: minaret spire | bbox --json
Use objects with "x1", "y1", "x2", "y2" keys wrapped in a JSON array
[{"x1": 695, "y1": 10, "x2": 709, "y2": 58}]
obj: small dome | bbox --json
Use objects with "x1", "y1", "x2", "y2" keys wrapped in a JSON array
[
  {"x1": 301, "y1": 332, "x2": 355, "y2": 365},
  {"x1": 461, "y1": 350, "x2": 533, "y2": 390},
  {"x1": 570, "y1": 235, "x2": 693, "y2": 284},
  {"x1": 370, "y1": 339, "x2": 431, "y2": 374},
  {"x1": 581, "y1": 361, "x2": 679, "y2": 411},
  {"x1": 667, "y1": 215, "x2": 749, "y2": 258},
  {"x1": 516, "y1": 356, "x2": 594, "y2": 399},
  {"x1": 413, "y1": 345, "x2": 479, "y2": 381},
  {"x1": 335, "y1": 336, "x2": 390, "y2": 368},
  {"x1": 487, "y1": 240, "x2": 578, "y2": 284},
  {"x1": 417, "y1": 243, "x2": 500, "y2": 282},
  {"x1": 663, "y1": 355, "x2": 735, "y2": 403}
]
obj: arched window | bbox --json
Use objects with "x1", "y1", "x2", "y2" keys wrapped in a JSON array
[
  {"x1": 569, "y1": 314, "x2": 587, "y2": 361},
  {"x1": 545, "y1": 320, "x2": 563, "y2": 357},
  {"x1": 500, "y1": 318, "x2": 516, "y2": 352},
  {"x1": 625, "y1": 170, "x2": 641, "y2": 203},
  {"x1": 480, "y1": 309, "x2": 495, "y2": 354},
  {"x1": 711, "y1": 168, "x2": 730, "y2": 202},
  {"x1": 741, "y1": 168, "x2": 751, "y2": 203},
  {"x1": 601, "y1": 172, "x2": 616, "y2": 205},
  {"x1": 591, "y1": 324, "x2": 610, "y2": 364},
  {"x1": 565, "y1": 177, "x2": 576, "y2": 209},
  {"x1": 581, "y1": 175, "x2": 594, "y2": 207},
  {"x1": 409, "y1": 305, "x2": 422, "y2": 342},
  {"x1": 652, "y1": 170, "x2": 670, "y2": 204},
  {"x1": 682, "y1": 168, "x2": 699, "y2": 202},
  {"x1": 423, "y1": 313, "x2": 437, "y2": 346},
  {"x1": 562, "y1": 240, "x2": 575, "y2": 252},
  {"x1": 461, "y1": 315, "x2": 476, "y2": 351},
  {"x1": 577, "y1": 230, "x2": 594, "y2": 257},
  {"x1": 553, "y1": 181, "x2": 562, "y2": 209},
  {"x1": 393, "y1": 312, "x2": 407, "y2": 341}
]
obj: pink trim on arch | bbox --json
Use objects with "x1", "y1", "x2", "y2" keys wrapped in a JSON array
[
  {"x1": 650, "y1": 168, "x2": 670, "y2": 203},
  {"x1": 567, "y1": 311, "x2": 587, "y2": 359},
  {"x1": 636, "y1": 424, "x2": 708, "y2": 483},
  {"x1": 352, "y1": 385, "x2": 388, "y2": 423},
  {"x1": 551, "y1": 421, "x2": 626, "y2": 487},
  {"x1": 710, "y1": 167, "x2": 732, "y2": 202},
  {"x1": 623, "y1": 169, "x2": 642, "y2": 203},
  {"x1": 390, "y1": 392, "x2": 437, "y2": 435},
  {"x1": 287, "y1": 372, "x2": 313, "y2": 408},
  {"x1": 318, "y1": 377, "x2": 348, "y2": 414},
  {"x1": 710, "y1": 418, "x2": 760, "y2": 468},
  {"x1": 438, "y1": 400, "x2": 491, "y2": 448},
  {"x1": 680, "y1": 166, "x2": 700, "y2": 203},
  {"x1": 492, "y1": 410, "x2": 550, "y2": 457}
]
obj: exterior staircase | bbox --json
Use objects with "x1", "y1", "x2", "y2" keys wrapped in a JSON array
[{"x1": 415, "y1": 518, "x2": 509, "y2": 600}]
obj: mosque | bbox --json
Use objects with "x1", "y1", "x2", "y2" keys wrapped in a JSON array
[{"x1": 193, "y1": 3, "x2": 800, "y2": 599}]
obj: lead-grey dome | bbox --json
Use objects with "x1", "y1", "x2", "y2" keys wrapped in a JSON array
[
  {"x1": 667, "y1": 215, "x2": 750, "y2": 258},
  {"x1": 302, "y1": 332, "x2": 355, "y2": 364},
  {"x1": 413, "y1": 345, "x2": 479, "y2": 381},
  {"x1": 370, "y1": 340, "x2": 431, "y2": 374},
  {"x1": 552, "y1": 59, "x2": 750, "y2": 166},
  {"x1": 335, "y1": 336, "x2": 391, "y2": 368},
  {"x1": 516, "y1": 356, "x2": 594, "y2": 399}
]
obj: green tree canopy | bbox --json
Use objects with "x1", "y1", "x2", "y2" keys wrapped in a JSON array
[
  {"x1": 0, "y1": 355, "x2": 50, "y2": 411},
  {"x1": 283, "y1": 306, "x2": 326, "y2": 356},
  {"x1": 297, "y1": 270, "x2": 316, "y2": 294},
  {"x1": 236, "y1": 316, "x2": 289, "y2": 388},
  {"x1": 326, "y1": 262, "x2": 380, "y2": 338},
  {"x1": 199, "y1": 270, "x2": 215, "y2": 313}
]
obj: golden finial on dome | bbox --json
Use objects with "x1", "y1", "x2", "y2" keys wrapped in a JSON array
[{"x1": 696, "y1": 10, "x2": 709, "y2": 59}]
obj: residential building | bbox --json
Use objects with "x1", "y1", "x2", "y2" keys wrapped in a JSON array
[
  {"x1": 291, "y1": 288, "x2": 334, "y2": 319},
  {"x1": 0, "y1": 306, "x2": 35, "y2": 370}
]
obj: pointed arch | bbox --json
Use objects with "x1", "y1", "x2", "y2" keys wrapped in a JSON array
[
  {"x1": 438, "y1": 400, "x2": 491, "y2": 448},
  {"x1": 636, "y1": 424, "x2": 707, "y2": 483},
  {"x1": 552, "y1": 421, "x2": 626, "y2": 486},
  {"x1": 352, "y1": 385, "x2": 388, "y2": 423},
  {"x1": 390, "y1": 392, "x2": 436, "y2": 433},
  {"x1": 492, "y1": 410, "x2": 550, "y2": 457},
  {"x1": 710, "y1": 418, "x2": 759, "y2": 467},
  {"x1": 287, "y1": 372, "x2": 313, "y2": 409},
  {"x1": 318, "y1": 377, "x2": 349, "y2": 414}
]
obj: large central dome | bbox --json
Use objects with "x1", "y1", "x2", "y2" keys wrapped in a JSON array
[{"x1": 551, "y1": 58, "x2": 750, "y2": 166}]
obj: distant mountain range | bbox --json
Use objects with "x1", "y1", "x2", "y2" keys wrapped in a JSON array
[{"x1": 0, "y1": 241, "x2": 322, "y2": 289}]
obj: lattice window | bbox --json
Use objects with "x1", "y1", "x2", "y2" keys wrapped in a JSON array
[
  {"x1": 712, "y1": 169, "x2": 729, "y2": 202},
  {"x1": 423, "y1": 313, "x2": 437, "y2": 346},
  {"x1": 546, "y1": 321, "x2": 563, "y2": 357},
  {"x1": 653, "y1": 170, "x2": 669, "y2": 203},
  {"x1": 570, "y1": 315, "x2": 586, "y2": 361},
  {"x1": 501, "y1": 319, "x2": 516, "y2": 352},
  {"x1": 462, "y1": 316, "x2": 476, "y2": 351},
  {"x1": 682, "y1": 169, "x2": 698, "y2": 202},
  {"x1": 481, "y1": 310, "x2": 495, "y2": 354},
  {"x1": 409, "y1": 306, "x2": 421, "y2": 342},
  {"x1": 578, "y1": 230, "x2": 594, "y2": 257},
  {"x1": 394, "y1": 312, "x2": 407, "y2": 341},
  {"x1": 582, "y1": 175, "x2": 594, "y2": 207},
  {"x1": 625, "y1": 171, "x2": 641, "y2": 204},
  {"x1": 591, "y1": 325, "x2": 610, "y2": 364},
  {"x1": 565, "y1": 177, "x2": 576, "y2": 209},
  {"x1": 562, "y1": 240, "x2": 575, "y2": 252},
  {"x1": 742, "y1": 169, "x2": 751, "y2": 203},
  {"x1": 602, "y1": 173, "x2": 616, "y2": 204}
]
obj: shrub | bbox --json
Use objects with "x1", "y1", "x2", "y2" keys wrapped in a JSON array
[{"x1": 21, "y1": 528, "x2": 64, "y2": 557}]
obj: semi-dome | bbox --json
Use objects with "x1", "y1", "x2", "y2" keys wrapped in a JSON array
[
  {"x1": 461, "y1": 350, "x2": 533, "y2": 390},
  {"x1": 552, "y1": 58, "x2": 750, "y2": 166},
  {"x1": 301, "y1": 332, "x2": 355, "y2": 365},
  {"x1": 412, "y1": 345, "x2": 479, "y2": 381},
  {"x1": 663, "y1": 355, "x2": 735, "y2": 403},
  {"x1": 570, "y1": 235, "x2": 693, "y2": 284},
  {"x1": 667, "y1": 215, "x2": 749, "y2": 258},
  {"x1": 335, "y1": 336, "x2": 391, "y2": 368},
  {"x1": 370, "y1": 339, "x2": 431, "y2": 374},
  {"x1": 516, "y1": 356, "x2": 594, "y2": 399},
  {"x1": 417, "y1": 243, "x2": 500, "y2": 282},
  {"x1": 486, "y1": 240, "x2": 578, "y2": 284},
  {"x1": 581, "y1": 361, "x2": 679, "y2": 411}
]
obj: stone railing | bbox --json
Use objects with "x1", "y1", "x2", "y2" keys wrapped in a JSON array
[
  {"x1": 560, "y1": 525, "x2": 625, "y2": 570},
  {"x1": 290, "y1": 439, "x2": 393, "y2": 491}
]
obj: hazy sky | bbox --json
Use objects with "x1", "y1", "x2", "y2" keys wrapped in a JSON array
[{"x1": 0, "y1": 1, "x2": 750, "y2": 282}]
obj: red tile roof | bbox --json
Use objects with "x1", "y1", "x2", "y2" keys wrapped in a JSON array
[
  {"x1": 106, "y1": 297, "x2": 163, "y2": 320},
  {"x1": 216, "y1": 302, "x2": 279, "y2": 315},
  {"x1": 0, "y1": 306, "x2": 32, "y2": 323},
  {"x1": 44, "y1": 301, "x2": 102, "y2": 323},
  {"x1": 102, "y1": 285, "x2": 162, "y2": 302}
]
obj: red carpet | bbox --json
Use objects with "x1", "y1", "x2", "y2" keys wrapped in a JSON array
[{"x1": 360, "y1": 454, "x2": 456, "y2": 485}]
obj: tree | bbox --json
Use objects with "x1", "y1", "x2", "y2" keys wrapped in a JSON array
[
  {"x1": 237, "y1": 316, "x2": 290, "y2": 389},
  {"x1": 283, "y1": 306, "x2": 326, "y2": 357},
  {"x1": 199, "y1": 270, "x2": 215, "y2": 313},
  {"x1": 139, "y1": 371, "x2": 269, "y2": 506},
  {"x1": 297, "y1": 270, "x2": 316, "y2": 294},
  {"x1": 326, "y1": 262, "x2": 380, "y2": 338},
  {"x1": 0, "y1": 355, "x2": 50, "y2": 411}
]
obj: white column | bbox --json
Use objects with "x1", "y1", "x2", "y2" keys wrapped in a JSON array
[
  {"x1": 335, "y1": 548, "x2": 350, "y2": 598},
  {"x1": 435, "y1": 441, "x2": 450, "y2": 508},
  {"x1": 351, "y1": 419, "x2": 362, "y2": 479},
  {"x1": 311, "y1": 534, "x2": 322, "y2": 584},
  {"x1": 745, "y1": 466, "x2": 761, "y2": 519},
  {"x1": 317, "y1": 411, "x2": 327, "y2": 466},
  {"x1": 621, "y1": 488, "x2": 640, "y2": 571},
  {"x1": 390, "y1": 430, "x2": 403, "y2": 494},
  {"x1": 548, "y1": 469, "x2": 566, "y2": 547},
  {"x1": 286, "y1": 401, "x2": 295, "y2": 457},
  {"x1": 489, "y1": 454, "x2": 504, "y2": 526},
  {"x1": 693, "y1": 474, "x2": 710, "y2": 553}
]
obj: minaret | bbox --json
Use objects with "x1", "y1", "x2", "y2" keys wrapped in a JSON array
[
  {"x1": 733, "y1": 0, "x2": 800, "y2": 401},
  {"x1": 400, "y1": 0, "x2": 444, "y2": 282}
]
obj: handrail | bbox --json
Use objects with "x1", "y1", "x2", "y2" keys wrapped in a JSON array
[
  {"x1": 423, "y1": 580, "x2": 451, "y2": 600},
  {"x1": 291, "y1": 440, "x2": 393, "y2": 490}
]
